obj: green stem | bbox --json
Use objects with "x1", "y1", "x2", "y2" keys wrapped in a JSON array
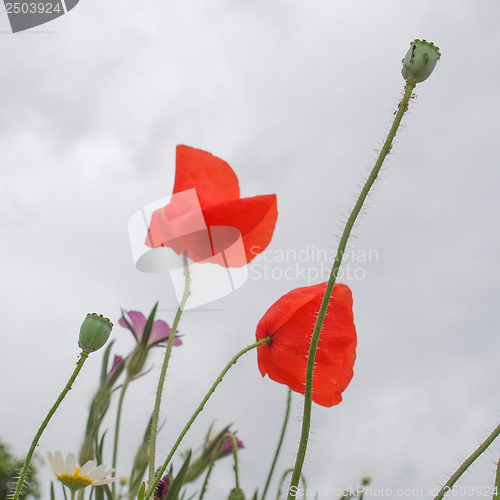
[
  {"x1": 494, "y1": 459, "x2": 500, "y2": 500},
  {"x1": 11, "y1": 351, "x2": 89, "y2": 500},
  {"x1": 433, "y1": 423, "x2": 500, "y2": 500},
  {"x1": 145, "y1": 337, "x2": 272, "y2": 500},
  {"x1": 225, "y1": 433, "x2": 242, "y2": 489},
  {"x1": 287, "y1": 81, "x2": 416, "y2": 500},
  {"x1": 261, "y1": 389, "x2": 292, "y2": 500},
  {"x1": 276, "y1": 468, "x2": 306, "y2": 500},
  {"x1": 148, "y1": 251, "x2": 191, "y2": 485},
  {"x1": 198, "y1": 438, "x2": 227, "y2": 500},
  {"x1": 111, "y1": 376, "x2": 130, "y2": 497},
  {"x1": 198, "y1": 433, "x2": 241, "y2": 500}
]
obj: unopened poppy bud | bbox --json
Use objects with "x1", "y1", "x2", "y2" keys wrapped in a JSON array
[
  {"x1": 78, "y1": 313, "x2": 113, "y2": 353},
  {"x1": 402, "y1": 39, "x2": 440, "y2": 83},
  {"x1": 227, "y1": 488, "x2": 245, "y2": 500}
]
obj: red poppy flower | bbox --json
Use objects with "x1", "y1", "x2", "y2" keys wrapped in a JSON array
[
  {"x1": 256, "y1": 282, "x2": 357, "y2": 407},
  {"x1": 146, "y1": 145, "x2": 278, "y2": 267}
]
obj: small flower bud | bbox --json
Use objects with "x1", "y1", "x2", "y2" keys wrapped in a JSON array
[
  {"x1": 227, "y1": 488, "x2": 246, "y2": 500},
  {"x1": 154, "y1": 475, "x2": 170, "y2": 500},
  {"x1": 402, "y1": 39, "x2": 440, "y2": 83},
  {"x1": 78, "y1": 313, "x2": 113, "y2": 353},
  {"x1": 362, "y1": 475, "x2": 372, "y2": 485},
  {"x1": 126, "y1": 344, "x2": 148, "y2": 378}
]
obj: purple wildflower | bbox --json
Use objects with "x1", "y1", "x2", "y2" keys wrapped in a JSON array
[
  {"x1": 154, "y1": 474, "x2": 170, "y2": 500},
  {"x1": 118, "y1": 310, "x2": 182, "y2": 346}
]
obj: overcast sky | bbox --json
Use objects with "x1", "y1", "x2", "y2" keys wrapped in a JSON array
[{"x1": 1, "y1": 1, "x2": 499, "y2": 499}]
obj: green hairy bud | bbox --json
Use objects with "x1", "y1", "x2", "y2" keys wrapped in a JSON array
[
  {"x1": 402, "y1": 39, "x2": 440, "y2": 83},
  {"x1": 227, "y1": 488, "x2": 246, "y2": 500},
  {"x1": 78, "y1": 313, "x2": 113, "y2": 353}
]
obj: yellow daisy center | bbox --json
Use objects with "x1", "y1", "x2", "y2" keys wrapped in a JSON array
[{"x1": 57, "y1": 468, "x2": 93, "y2": 491}]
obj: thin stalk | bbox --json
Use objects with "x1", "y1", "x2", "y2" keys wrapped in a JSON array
[
  {"x1": 433, "y1": 423, "x2": 500, "y2": 500},
  {"x1": 71, "y1": 490, "x2": 76, "y2": 500},
  {"x1": 111, "y1": 376, "x2": 130, "y2": 497},
  {"x1": 494, "y1": 459, "x2": 500, "y2": 500},
  {"x1": 276, "y1": 468, "x2": 306, "y2": 500},
  {"x1": 287, "y1": 81, "x2": 416, "y2": 499},
  {"x1": 11, "y1": 351, "x2": 89, "y2": 500},
  {"x1": 148, "y1": 251, "x2": 191, "y2": 485},
  {"x1": 261, "y1": 389, "x2": 292, "y2": 500},
  {"x1": 145, "y1": 337, "x2": 272, "y2": 500},
  {"x1": 198, "y1": 438, "x2": 227, "y2": 500},
  {"x1": 225, "y1": 433, "x2": 242, "y2": 489},
  {"x1": 198, "y1": 433, "x2": 242, "y2": 500}
]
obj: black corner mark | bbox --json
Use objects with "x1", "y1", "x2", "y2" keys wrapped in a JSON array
[{"x1": 3, "y1": 0, "x2": 79, "y2": 33}]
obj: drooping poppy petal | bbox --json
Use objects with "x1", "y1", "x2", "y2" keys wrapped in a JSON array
[
  {"x1": 174, "y1": 145, "x2": 240, "y2": 209},
  {"x1": 146, "y1": 146, "x2": 278, "y2": 266},
  {"x1": 202, "y1": 194, "x2": 278, "y2": 265},
  {"x1": 256, "y1": 283, "x2": 357, "y2": 407}
]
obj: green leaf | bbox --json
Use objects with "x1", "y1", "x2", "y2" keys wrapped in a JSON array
[
  {"x1": 137, "y1": 482, "x2": 146, "y2": 500},
  {"x1": 100, "y1": 340, "x2": 115, "y2": 385},
  {"x1": 94, "y1": 486, "x2": 105, "y2": 500},
  {"x1": 165, "y1": 450, "x2": 192, "y2": 500},
  {"x1": 141, "y1": 302, "x2": 159, "y2": 346},
  {"x1": 96, "y1": 430, "x2": 108, "y2": 464}
]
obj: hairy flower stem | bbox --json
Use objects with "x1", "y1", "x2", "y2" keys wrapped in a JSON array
[
  {"x1": 227, "y1": 434, "x2": 242, "y2": 489},
  {"x1": 287, "y1": 80, "x2": 416, "y2": 500},
  {"x1": 199, "y1": 432, "x2": 243, "y2": 499},
  {"x1": 111, "y1": 376, "x2": 130, "y2": 498},
  {"x1": 148, "y1": 251, "x2": 191, "y2": 485},
  {"x1": 277, "y1": 468, "x2": 307, "y2": 500},
  {"x1": 198, "y1": 438, "x2": 227, "y2": 500},
  {"x1": 145, "y1": 337, "x2": 272, "y2": 500},
  {"x1": 261, "y1": 389, "x2": 292, "y2": 500},
  {"x1": 494, "y1": 459, "x2": 500, "y2": 500},
  {"x1": 11, "y1": 351, "x2": 90, "y2": 500},
  {"x1": 433, "y1": 423, "x2": 500, "y2": 500}
]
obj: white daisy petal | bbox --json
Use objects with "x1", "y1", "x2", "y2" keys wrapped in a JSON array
[
  {"x1": 54, "y1": 451, "x2": 65, "y2": 475},
  {"x1": 66, "y1": 453, "x2": 77, "y2": 474},
  {"x1": 46, "y1": 452, "x2": 58, "y2": 476},
  {"x1": 47, "y1": 452, "x2": 113, "y2": 491},
  {"x1": 88, "y1": 464, "x2": 107, "y2": 480},
  {"x1": 79, "y1": 460, "x2": 96, "y2": 477},
  {"x1": 92, "y1": 478, "x2": 114, "y2": 486}
]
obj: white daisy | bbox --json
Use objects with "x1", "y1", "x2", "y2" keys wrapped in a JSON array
[{"x1": 47, "y1": 451, "x2": 114, "y2": 492}]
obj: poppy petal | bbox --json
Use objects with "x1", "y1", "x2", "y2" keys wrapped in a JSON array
[
  {"x1": 202, "y1": 194, "x2": 278, "y2": 264},
  {"x1": 256, "y1": 283, "x2": 356, "y2": 407},
  {"x1": 174, "y1": 145, "x2": 240, "y2": 209}
]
